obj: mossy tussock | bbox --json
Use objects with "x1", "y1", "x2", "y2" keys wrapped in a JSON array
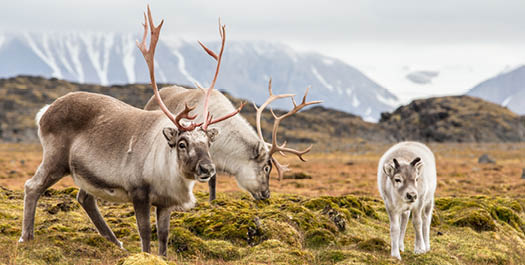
[{"x1": 1, "y1": 187, "x2": 525, "y2": 264}]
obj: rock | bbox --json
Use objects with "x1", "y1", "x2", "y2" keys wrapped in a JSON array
[
  {"x1": 283, "y1": 172, "x2": 312, "y2": 180},
  {"x1": 345, "y1": 161, "x2": 355, "y2": 166},
  {"x1": 521, "y1": 169, "x2": 525, "y2": 179},
  {"x1": 478, "y1": 154, "x2": 495, "y2": 164}
]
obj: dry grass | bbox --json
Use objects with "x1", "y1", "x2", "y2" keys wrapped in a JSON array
[{"x1": 2, "y1": 142, "x2": 524, "y2": 198}]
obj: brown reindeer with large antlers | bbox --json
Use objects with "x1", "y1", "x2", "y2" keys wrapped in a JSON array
[{"x1": 19, "y1": 6, "x2": 241, "y2": 256}]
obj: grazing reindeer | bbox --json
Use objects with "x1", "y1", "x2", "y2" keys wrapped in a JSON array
[
  {"x1": 145, "y1": 76, "x2": 321, "y2": 200},
  {"x1": 19, "y1": 6, "x2": 241, "y2": 256},
  {"x1": 377, "y1": 141, "x2": 437, "y2": 260}
]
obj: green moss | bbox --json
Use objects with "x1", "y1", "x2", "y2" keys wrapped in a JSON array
[
  {"x1": 357, "y1": 238, "x2": 388, "y2": 252},
  {"x1": 243, "y1": 239, "x2": 313, "y2": 265},
  {"x1": 202, "y1": 240, "x2": 241, "y2": 261},
  {"x1": 32, "y1": 246, "x2": 64, "y2": 264},
  {"x1": 121, "y1": 253, "x2": 167, "y2": 265},
  {"x1": 168, "y1": 227, "x2": 206, "y2": 256},
  {"x1": 304, "y1": 228, "x2": 335, "y2": 249},
  {"x1": 262, "y1": 220, "x2": 302, "y2": 248},
  {"x1": 491, "y1": 206, "x2": 524, "y2": 233},
  {"x1": 450, "y1": 209, "x2": 496, "y2": 232},
  {"x1": 1, "y1": 187, "x2": 525, "y2": 265},
  {"x1": 317, "y1": 249, "x2": 346, "y2": 263}
]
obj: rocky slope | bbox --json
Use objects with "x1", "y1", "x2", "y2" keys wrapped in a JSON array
[
  {"x1": 0, "y1": 76, "x2": 523, "y2": 145},
  {"x1": 380, "y1": 96, "x2": 525, "y2": 142}
]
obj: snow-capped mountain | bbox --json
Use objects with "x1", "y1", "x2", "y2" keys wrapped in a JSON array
[
  {"x1": 467, "y1": 65, "x2": 525, "y2": 115},
  {"x1": 0, "y1": 32, "x2": 399, "y2": 121}
]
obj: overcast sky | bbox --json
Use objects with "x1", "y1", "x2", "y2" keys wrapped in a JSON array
[{"x1": 2, "y1": 0, "x2": 525, "y2": 102}]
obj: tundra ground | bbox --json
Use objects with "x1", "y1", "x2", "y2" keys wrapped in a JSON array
[{"x1": 0, "y1": 142, "x2": 524, "y2": 264}]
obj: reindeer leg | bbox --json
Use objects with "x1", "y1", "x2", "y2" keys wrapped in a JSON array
[
  {"x1": 132, "y1": 189, "x2": 151, "y2": 253},
  {"x1": 20, "y1": 162, "x2": 67, "y2": 242},
  {"x1": 399, "y1": 210, "x2": 410, "y2": 252},
  {"x1": 208, "y1": 175, "x2": 217, "y2": 201},
  {"x1": 156, "y1": 206, "x2": 171, "y2": 256},
  {"x1": 77, "y1": 189, "x2": 123, "y2": 249}
]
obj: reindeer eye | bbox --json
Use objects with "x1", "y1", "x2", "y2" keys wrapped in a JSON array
[
  {"x1": 263, "y1": 165, "x2": 271, "y2": 173},
  {"x1": 178, "y1": 142, "x2": 186, "y2": 149},
  {"x1": 394, "y1": 178, "x2": 402, "y2": 183}
]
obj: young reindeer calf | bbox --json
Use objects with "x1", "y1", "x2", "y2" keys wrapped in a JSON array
[
  {"x1": 19, "y1": 6, "x2": 242, "y2": 256},
  {"x1": 377, "y1": 141, "x2": 437, "y2": 260}
]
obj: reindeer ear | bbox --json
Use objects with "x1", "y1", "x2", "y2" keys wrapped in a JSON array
[
  {"x1": 162, "y1": 127, "x2": 179, "y2": 148},
  {"x1": 252, "y1": 141, "x2": 266, "y2": 161},
  {"x1": 411, "y1": 157, "x2": 423, "y2": 174},
  {"x1": 383, "y1": 161, "x2": 396, "y2": 177},
  {"x1": 206, "y1": 128, "x2": 220, "y2": 142}
]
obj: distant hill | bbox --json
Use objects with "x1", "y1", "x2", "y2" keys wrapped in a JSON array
[
  {"x1": 379, "y1": 96, "x2": 525, "y2": 142},
  {"x1": 0, "y1": 76, "x2": 522, "y2": 146},
  {"x1": 0, "y1": 32, "x2": 398, "y2": 121},
  {"x1": 467, "y1": 65, "x2": 525, "y2": 115}
]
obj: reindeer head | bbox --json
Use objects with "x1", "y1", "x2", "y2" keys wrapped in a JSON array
[
  {"x1": 137, "y1": 6, "x2": 242, "y2": 182},
  {"x1": 383, "y1": 157, "x2": 423, "y2": 203}
]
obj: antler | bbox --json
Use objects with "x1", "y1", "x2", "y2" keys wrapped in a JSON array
[
  {"x1": 254, "y1": 80, "x2": 322, "y2": 180},
  {"x1": 254, "y1": 79, "x2": 294, "y2": 143},
  {"x1": 137, "y1": 5, "x2": 200, "y2": 131},
  {"x1": 197, "y1": 19, "x2": 244, "y2": 131}
]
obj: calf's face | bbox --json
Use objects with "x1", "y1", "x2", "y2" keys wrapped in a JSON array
[
  {"x1": 383, "y1": 157, "x2": 423, "y2": 203},
  {"x1": 163, "y1": 127, "x2": 219, "y2": 182}
]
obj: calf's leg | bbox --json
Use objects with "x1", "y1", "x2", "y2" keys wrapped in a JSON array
[{"x1": 387, "y1": 210, "x2": 402, "y2": 260}]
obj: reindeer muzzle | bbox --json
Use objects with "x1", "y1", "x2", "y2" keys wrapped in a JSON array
[{"x1": 196, "y1": 162, "x2": 216, "y2": 182}]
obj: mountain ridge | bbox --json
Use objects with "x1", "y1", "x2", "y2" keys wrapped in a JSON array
[{"x1": 0, "y1": 32, "x2": 398, "y2": 121}]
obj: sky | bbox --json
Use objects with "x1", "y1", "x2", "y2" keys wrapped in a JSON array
[{"x1": 2, "y1": 0, "x2": 525, "y2": 102}]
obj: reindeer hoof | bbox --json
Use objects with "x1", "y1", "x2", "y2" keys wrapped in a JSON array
[
  {"x1": 391, "y1": 253, "x2": 401, "y2": 260},
  {"x1": 117, "y1": 240, "x2": 126, "y2": 250},
  {"x1": 414, "y1": 247, "x2": 426, "y2": 254}
]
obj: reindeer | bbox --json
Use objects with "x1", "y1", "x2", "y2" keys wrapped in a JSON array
[
  {"x1": 19, "y1": 6, "x2": 242, "y2": 256},
  {"x1": 377, "y1": 141, "x2": 437, "y2": 260},
  {"x1": 145, "y1": 79, "x2": 321, "y2": 200}
]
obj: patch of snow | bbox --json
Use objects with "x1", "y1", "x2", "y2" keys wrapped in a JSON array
[
  {"x1": 0, "y1": 35, "x2": 5, "y2": 50},
  {"x1": 24, "y1": 33, "x2": 63, "y2": 79},
  {"x1": 502, "y1": 96, "x2": 513, "y2": 106},
  {"x1": 352, "y1": 95, "x2": 360, "y2": 107},
  {"x1": 323, "y1": 58, "x2": 334, "y2": 65},
  {"x1": 171, "y1": 49, "x2": 201, "y2": 86},
  {"x1": 55, "y1": 35, "x2": 75, "y2": 78},
  {"x1": 345, "y1": 88, "x2": 353, "y2": 96},
  {"x1": 363, "y1": 115, "x2": 377, "y2": 123},
  {"x1": 311, "y1": 66, "x2": 334, "y2": 91},
  {"x1": 121, "y1": 33, "x2": 136, "y2": 83},
  {"x1": 63, "y1": 33, "x2": 84, "y2": 83},
  {"x1": 376, "y1": 93, "x2": 399, "y2": 107},
  {"x1": 363, "y1": 107, "x2": 376, "y2": 122},
  {"x1": 80, "y1": 32, "x2": 115, "y2": 85}
]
